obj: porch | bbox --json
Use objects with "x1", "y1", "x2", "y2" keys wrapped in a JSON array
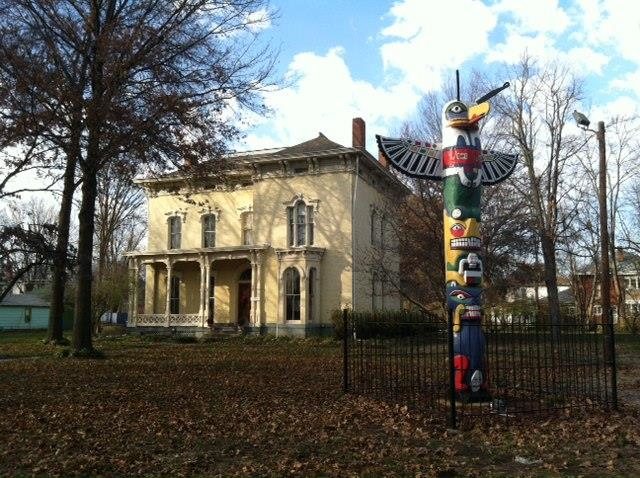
[{"x1": 126, "y1": 245, "x2": 268, "y2": 328}]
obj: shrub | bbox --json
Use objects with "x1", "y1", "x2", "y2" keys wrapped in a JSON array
[
  {"x1": 101, "y1": 325, "x2": 126, "y2": 336},
  {"x1": 142, "y1": 333, "x2": 174, "y2": 342},
  {"x1": 620, "y1": 313, "x2": 640, "y2": 335},
  {"x1": 332, "y1": 309, "x2": 443, "y2": 340},
  {"x1": 172, "y1": 335, "x2": 198, "y2": 344}
]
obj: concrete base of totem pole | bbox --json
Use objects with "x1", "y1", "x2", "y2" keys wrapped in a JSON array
[
  {"x1": 456, "y1": 390, "x2": 492, "y2": 403},
  {"x1": 438, "y1": 398, "x2": 489, "y2": 410}
]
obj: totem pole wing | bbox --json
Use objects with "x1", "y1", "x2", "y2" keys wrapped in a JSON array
[
  {"x1": 480, "y1": 150, "x2": 518, "y2": 185},
  {"x1": 376, "y1": 135, "x2": 442, "y2": 179}
]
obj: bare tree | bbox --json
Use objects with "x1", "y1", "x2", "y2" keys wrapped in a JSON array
[
  {"x1": 591, "y1": 117, "x2": 640, "y2": 323},
  {"x1": 2, "y1": 198, "x2": 58, "y2": 293},
  {"x1": 0, "y1": 0, "x2": 278, "y2": 354},
  {"x1": 493, "y1": 55, "x2": 584, "y2": 325},
  {"x1": 95, "y1": 165, "x2": 146, "y2": 279},
  {"x1": 0, "y1": 223, "x2": 67, "y2": 303},
  {"x1": 0, "y1": 142, "x2": 60, "y2": 200}
]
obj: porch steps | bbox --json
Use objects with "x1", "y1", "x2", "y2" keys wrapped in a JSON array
[{"x1": 207, "y1": 323, "x2": 244, "y2": 336}]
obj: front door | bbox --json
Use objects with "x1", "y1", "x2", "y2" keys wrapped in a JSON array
[{"x1": 237, "y1": 282, "x2": 251, "y2": 326}]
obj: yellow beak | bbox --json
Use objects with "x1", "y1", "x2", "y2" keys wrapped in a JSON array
[{"x1": 468, "y1": 102, "x2": 490, "y2": 124}]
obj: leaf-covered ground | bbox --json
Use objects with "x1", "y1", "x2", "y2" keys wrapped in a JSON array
[{"x1": 1, "y1": 331, "x2": 639, "y2": 477}]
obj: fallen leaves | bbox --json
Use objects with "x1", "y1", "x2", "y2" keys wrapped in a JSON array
[{"x1": 0, "y1": 333, "x2": 639, "y2": 477}]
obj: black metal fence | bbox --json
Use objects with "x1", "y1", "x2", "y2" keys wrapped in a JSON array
[{"x1": 342, "y1": 309, "x2": 617, "y2": 428}]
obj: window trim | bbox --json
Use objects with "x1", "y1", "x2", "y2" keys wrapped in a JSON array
[
  {"x1": 287, "y1": 200, "x2": 314, "y2": 247},
  {"x1": 284, "y1": 267, "x2": 301, "y2": 321},
  {"x1": 201, "y1": 213, "x2": 217, "y2": 248},
  {"x1": 308, "y1": 267, "x2": 317, "y2": 322},
  {"x1": 168, "y1": 216, "x2": 182, "y2": 249}
]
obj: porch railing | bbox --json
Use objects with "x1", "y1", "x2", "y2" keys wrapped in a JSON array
[{"x1": 135, "y1": 313, "x2": 202, "y2": 327}]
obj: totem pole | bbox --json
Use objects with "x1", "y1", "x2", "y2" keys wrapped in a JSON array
[{"x1": 376, "y1": 77, "x2": 517, "y2": 401}]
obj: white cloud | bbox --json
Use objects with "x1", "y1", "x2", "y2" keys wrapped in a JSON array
[
  {"x1": 492, "y1": 0, "x2": 571, "y2": 34},
  {"x1": 592, "y1": 95, "x2": 640, "y2": 123},
  {"x1": 610, "y1": 69, "x2": 640, "y2": 98},
  {"x1": 485, "y1": 30, "x2": 556, "y2": 65},
  {"x1": 379, "y1": 0, "x2": 497, "y2": 93},
  {"x1": 245, "y1": 7, "x2": 271, "y2": 32},
  {"x1": 239, "y1": 47, "x2": 422, "y2": 153},
  {"x1": 486, "y1": 31, "x2": 609, "y2": 75},
  {"x1": 237, "y1": 0, "x2": 640, "y2": 155},
  {"x1": 562, "y1": 47, "x2": 609, "y2": 75},
  {"x1": 577, "y1": 0, "x2": 640, "y2": 63}
]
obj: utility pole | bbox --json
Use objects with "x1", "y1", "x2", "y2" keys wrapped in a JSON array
[
  {"x1": 596, "y1": 120, "x2": 618, "y2": 409},
  {"x1": 598, "y1": 121, "x2": 611, "y2": 337}
]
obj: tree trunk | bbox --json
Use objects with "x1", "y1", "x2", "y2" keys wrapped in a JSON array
[
  {"x1": 610, "y1": 246, "x2": 624, "y2": 326},
  {"x1": 72, "y1": 0, "x2": 108, "y2": 354},
  {"x1": 72, "y1": 160, "x2": 97, "y2": 353},
  {"x1": 540, "y1": 233, "x2": 561, "y2": 326},
  {"x1": 47, "y1": 139, "x2": 79, "y2": 344}
]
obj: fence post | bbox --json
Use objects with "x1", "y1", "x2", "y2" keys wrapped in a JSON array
[
  {"x1": 447, "y1": 308, "x2": 457, "y2": 428},
  {"x1": 607, "y1": 318, "x2": 618, "y2": 410},
  {"x1": 343, "y1": 308, "x2": 349, "y2": 393}
]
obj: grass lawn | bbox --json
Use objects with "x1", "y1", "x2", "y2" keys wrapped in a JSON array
[{"x1": 1, "y1": 330, "x2": 639, "y2": 477}]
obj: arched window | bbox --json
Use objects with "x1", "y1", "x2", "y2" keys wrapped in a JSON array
[
  {"x1": 202, "y1": 214, "x2": 216, "y2": 248},
  {"x1": 308, "y1": 267, "x2": 317, "y2": 321},
  {"x1": 284, "y1": 267, "x2": 301, "y2": 321},
  {"x1": 287, "y1": 200, "x2": 314, "y2": 246},
  {"x1": 168, "y1": 216, "x2": 181, "y2": 249}
]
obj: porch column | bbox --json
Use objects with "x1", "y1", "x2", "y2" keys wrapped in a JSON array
[
  {"x1": 165, "y1": 259, "x2": 173, "y2": 327},
  {"x1": 128, "y1": 258, "x2": 138, "y2": 327},
  {"x1": 204, "y1": 259, "x2": 211, "y2": 326},
  {"x1": 198, "y1": 256, "x2": 206, "y2": 327},
  {"x1": 277, "y1": 258, "x2": 283, "y2": 324},
  {"x1": 255, "y1": 257, "x2": 262, "y2": 326},
  {"x1": 300, "y1": 268, "x2": 307, "y2": 326},
  {"x1": 250, "y1": 255, "x2": 258, "y2": 325}
]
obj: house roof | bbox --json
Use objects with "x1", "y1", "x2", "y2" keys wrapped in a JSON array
[
  {"x1": 616, "y1": 252, "x2": 640, "y2": 274},
  {"x1": 276, "y1": 133, "x2": 345, "y2": 155},
  {"x1": 221, "y1": 133, "x2": 352, "y2": 164},
  {"x1": 577, "y1": 250, "x2": 640, "y2": 276},
  {"x1": 136, "y1": 132, "x2": 408, "y2": 193},
  {"x1": 0, "y1": 293, "x2": 49, "y2": 308}
]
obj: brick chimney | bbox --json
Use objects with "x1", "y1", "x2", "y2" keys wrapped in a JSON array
[
  {"x1": 352, "y1": 117, "x2": 365, "y2": 150},
  {"x1": 378, "y1": 151, "x2": 389, "y2": 169}
]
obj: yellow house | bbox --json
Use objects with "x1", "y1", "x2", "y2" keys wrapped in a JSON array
[{"x1": 126, "y1": 118, "x2": 407, "y2": 335}]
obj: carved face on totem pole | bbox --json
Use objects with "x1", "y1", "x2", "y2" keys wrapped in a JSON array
[{"x1": 375, "y1": 79, "x2": 517, "y2": 400}]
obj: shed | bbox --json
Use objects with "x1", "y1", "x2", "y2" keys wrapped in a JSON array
[{"x1": 0, "y1": 293, "x2": 50, "y2": 330}]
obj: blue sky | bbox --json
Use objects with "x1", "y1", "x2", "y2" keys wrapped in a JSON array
[{"x1": 238, "y1": 0, "x2": 640, "y2": 156}]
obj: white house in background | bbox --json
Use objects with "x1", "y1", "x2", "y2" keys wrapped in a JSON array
[{"x1": 505, "y1": 283, "x2": 574, "y2": 304}]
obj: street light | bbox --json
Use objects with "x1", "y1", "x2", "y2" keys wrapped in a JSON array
[{"x1": 574, "y1": 110, "x2": 618, "y2": 410}]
